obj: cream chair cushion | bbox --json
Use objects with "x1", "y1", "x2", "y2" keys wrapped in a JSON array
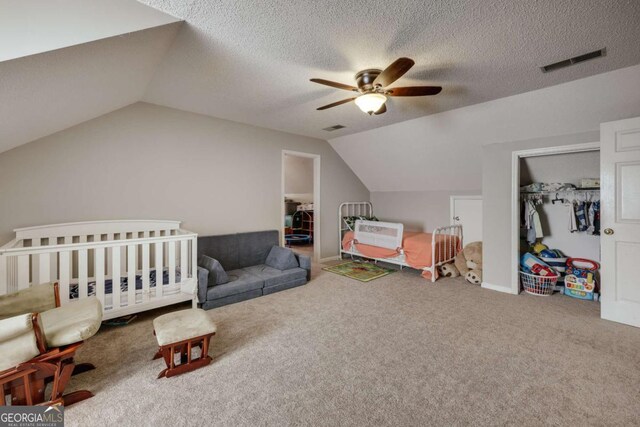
[
  {"x1": 0, "y1": 313, "x2": 40, "y2": 372},
  {"x1": 0, "y1": 283, "x2": 57, "y2": 321},
  {"x1": 153, "y1": 308, "x2": 217, "y2": 346},
  {"x1": 40, "y1": 297, "x2": 103, "y2": 348}
]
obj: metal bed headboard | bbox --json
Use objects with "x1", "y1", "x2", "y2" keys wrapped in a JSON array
[{"x1": 338, "y1": 202, "x2": 373, "y2": 253}]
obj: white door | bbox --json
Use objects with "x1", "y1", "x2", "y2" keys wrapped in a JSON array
[
  {"x1": 451, "y1": 196, "x2": 483, "y2": 245},
  {"x1": 601, "y1": 116, "x2": 640, "y2": 328}
]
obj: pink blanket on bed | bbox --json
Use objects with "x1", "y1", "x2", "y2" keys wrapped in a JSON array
[{"x1": 342, "y1": 231, "x2": 461, "y2": 280}]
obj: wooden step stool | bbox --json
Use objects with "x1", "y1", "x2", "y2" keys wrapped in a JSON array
[{"x1": 152, "y1": 309, "x2": 217, "y2": 378}]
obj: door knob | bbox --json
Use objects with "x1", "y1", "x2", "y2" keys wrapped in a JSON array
[
  {"x1": 604, "y1": 228, "x2": 614, "y2": 235},
  {"x1": 453, "y1": 216, "x2": 460, "y2": 221}
]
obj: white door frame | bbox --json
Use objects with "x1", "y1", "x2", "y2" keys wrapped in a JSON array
[
  {"x1": 510, "y1": 142, "x2": 600, "y2": 295},
  {"x1": 281, "y1": 150, "x2": 321, "y2": 262},
  {"x1": 449, "y1": 195, "x2": 482, "y2": 225}
]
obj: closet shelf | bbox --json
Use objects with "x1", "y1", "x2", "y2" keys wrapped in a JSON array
[{"x1": 520, "y1": 187, "x2": 600, "y2": 195}]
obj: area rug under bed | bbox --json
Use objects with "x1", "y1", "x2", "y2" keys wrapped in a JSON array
[{"x1": 323, "y1": 261, "x2": 394, "y2": 282}]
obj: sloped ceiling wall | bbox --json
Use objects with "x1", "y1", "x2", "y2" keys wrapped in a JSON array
[
  {"x1": 0, "y1": 23, "x2": 182, "y2": 153},
  {"x1": 0, "y1": 0, "x2": 180, "y2": 61},
  {"x1": 329, "y1": 64, "x2": 640, "y2": 192}
]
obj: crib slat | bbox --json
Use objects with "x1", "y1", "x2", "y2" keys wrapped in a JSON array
[
  {"x1": 106, "y1": 234, "x2": 113, "y2": 276},
  {"x1": 168, "y1": 240, "x2": 176, "y2": 287},
  {"x1": 120, "y1": 233, "x2": 127, "y2": 275},
  {"x1": 95, "y1": 247, "x2": 105, "y2": 307},
  {"x1": 78, "y1": 249, "x2": 88, "y2": 299},
  {"x1": 37, "y1": 253, "x2": 50, "y2": 284},
  {"x1": 112, "y1": 247, "x2": 121, "y2": 308},
  {"x1": 59, "y1": 251, "x2": 70, "y2": 304},
  {"x1": 180, "y1": 240, "x2": 187, "y2": 282},
  {"x1": 49, "y1": 238, "x2": 58, "y2": 283},
  {"x1": 17, "y1": 255, "x2": 29, "y2": 290},
  {"x1": 31, "y1": 239, "x2": 41, "y2": 285},
  {"x1": 127, "y1": 244, "x2": 136, "y2": 306},
  {"x1": 155, "y1": 241, "x2": 163, "y2": 297},
  {"x1": 0, "y1": 255, "x2": 7, "y2": 295},
  {"x1": 142, "y1": 243, "x2": 150, "y2": 303}
]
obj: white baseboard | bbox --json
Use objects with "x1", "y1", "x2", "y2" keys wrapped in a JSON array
[
  {"x1": 481, "y1": 282, "x2": 518, "y2": 295},
  {"x1": 319, "y1": 255, "x2": 340, "y2": 263}
]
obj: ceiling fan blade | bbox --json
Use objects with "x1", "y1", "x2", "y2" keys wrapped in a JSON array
[
  {"x1": 373, "y1": 57, "x2": 415, "y2": 88},
  {"x1": 316, "y1": 97, "x2": 356, "y2": 110},
  {"x1": 387, "y1": 86, "x2": 442, "y2": 96},
  {"x1": 374, "y1": 103, "x2": 387, "y2": 115},
  {"x1": 310, "y1": 78, "x2": 358, "y2": 92}
]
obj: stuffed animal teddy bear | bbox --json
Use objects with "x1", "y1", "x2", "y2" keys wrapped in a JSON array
[
  {"x1": 455, "y1": 241, "x2": 483, "y2": 284},
  {"x1": 439, "y1": 241, "x2": 483, "y2": 284}
]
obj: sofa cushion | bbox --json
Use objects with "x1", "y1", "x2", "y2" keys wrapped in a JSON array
[
  {"x1": 199, "y1": 255, "x2": 229, "y2": 285},
  {"x1": 265, "y1": 246, "x2": 299, "y2": 271},
  {"x1": 198, "y1": 233, "x2": 240, "y2": 271},
  {"x1": 206, "y1": 269, "x2": 263, "y2": 300},
  {"x1": 243, "y1": 265, "x2": 307, "y2": 288},
  {"x1": 237, "y1": 231, "x2": 279, "y2": 268}
]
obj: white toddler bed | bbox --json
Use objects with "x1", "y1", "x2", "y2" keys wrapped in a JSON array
[
  {"x1": 339, "y1": 202, "x2": 463, "y2": 281},
  {"x1": 0, "y1": 220, "x2": 198, "y2": 320}
]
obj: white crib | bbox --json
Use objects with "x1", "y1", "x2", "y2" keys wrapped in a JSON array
[{"x1": 0, "y1": 220, "x2": 198, "y2": 320}]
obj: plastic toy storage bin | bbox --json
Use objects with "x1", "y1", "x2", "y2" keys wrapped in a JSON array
[{"x1": 520, "y1": 270, "x2": 559, "y2": 296}]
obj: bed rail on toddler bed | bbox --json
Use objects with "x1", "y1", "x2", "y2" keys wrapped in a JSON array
[
  {"x1": 0, "y1": 220, "x2": 198, "y2": 320},
  {"x1": 338, "y1": 202, "x2": 463, "y2": 282}
]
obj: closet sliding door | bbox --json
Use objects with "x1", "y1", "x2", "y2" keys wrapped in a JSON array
[{"x1": 601, "y1": 116, "x2": 640, "y2": 328}]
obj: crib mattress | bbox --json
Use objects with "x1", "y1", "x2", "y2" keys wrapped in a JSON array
[{"x1": 68, "y1": 268, "x2": 181, "y2": 301}]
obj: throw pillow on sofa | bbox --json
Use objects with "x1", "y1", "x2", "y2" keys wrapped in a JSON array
[
  {"x1": 265, "y1": 246, "x2": 299, "y2": 270},
  {"x1": 200, "y1": 255, "x2": 229, "y2": 286}
]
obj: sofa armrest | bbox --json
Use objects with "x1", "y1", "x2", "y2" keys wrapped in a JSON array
[
  {"x1": 295, "y1": 254, "x2": 311, "y2": 281},
  {"x1": 197, "y1": 267, "x2": 210, "y2": 304}
]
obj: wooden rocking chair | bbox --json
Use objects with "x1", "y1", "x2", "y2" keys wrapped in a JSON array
[{"x1": 0, "y1": 283, "x2": 102, "y2": 407}]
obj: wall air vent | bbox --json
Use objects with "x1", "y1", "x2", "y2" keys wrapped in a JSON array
[
  {"x1": 540, "y1": 48, "x2": 606, "y2": 73},
  {"x1": 323, "y1": 124, "x2": 346, "y2": 131}
]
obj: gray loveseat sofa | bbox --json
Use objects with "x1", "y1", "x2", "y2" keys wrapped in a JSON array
[{"x1": 197, "y1": 230, "x2": 311, "y2": 310}]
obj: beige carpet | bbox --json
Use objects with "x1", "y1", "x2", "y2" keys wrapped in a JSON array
[{"x1": 65, "y1": 265, "x2": 640, "y2": 426}]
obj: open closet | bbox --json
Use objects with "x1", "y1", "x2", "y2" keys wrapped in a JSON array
[{"x1": 518, "y1": 150, "x2": 601, "y2": 300}]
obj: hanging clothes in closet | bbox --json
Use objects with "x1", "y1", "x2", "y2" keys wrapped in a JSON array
[
  {"x1": 522, "y1": 195, "x2": 544, "y2": 245},
  {"x1": 567, "y1": 193, "x2": 600, "y2": 235}
]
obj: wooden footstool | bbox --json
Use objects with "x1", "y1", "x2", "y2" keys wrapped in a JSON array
[{"x1": 152, "y1": 308, "x2": 217, "y2": 378}]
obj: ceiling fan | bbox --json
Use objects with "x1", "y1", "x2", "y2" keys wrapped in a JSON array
[{"x1": 310, "y1": 57, "x2": 442, "y2": 115}]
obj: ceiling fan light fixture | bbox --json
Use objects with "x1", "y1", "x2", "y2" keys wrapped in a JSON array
[{"x1": 355, "y1": 93, "x2": 386, "y2": 114}]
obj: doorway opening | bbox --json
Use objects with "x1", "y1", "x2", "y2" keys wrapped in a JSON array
[
  {"x1": 281, "y1": 151, "x2": 320, "y2": 262},
  {"x1": 511, "y1": 142, "x2": 600, "y2": 296}
]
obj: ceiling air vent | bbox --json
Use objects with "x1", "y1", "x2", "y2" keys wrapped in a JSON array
[
  {"x1": 540, "y1": 48, "x2": 606, "y2": 73},
  {"x1": 323, "y1": 124, "x2": 346, "y2": 131}
]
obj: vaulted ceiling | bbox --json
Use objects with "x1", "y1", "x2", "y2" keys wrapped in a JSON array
[
  {"x1": 0, "y1": 0, "x2": 181, "y2": 153},
  {"x1": 2, "y1": 0, "x2": 640, "y2": 156},
  {"x1": 140, "y1": 0, "x2": 640, "y2": 139}
]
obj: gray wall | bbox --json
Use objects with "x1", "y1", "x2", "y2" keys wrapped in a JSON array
[
  {"x1": 0, "y1": 102, "x2": 369, "y2": 259},
  {"x1": 482, "y1": 131, "x2": 600, "y2": 292},
  {"x1": 284, "y1": 154, "x2": 313, "y2": 195},
  {"x1": 371, "y1": 190, "x2": 481, "y2": 232}
]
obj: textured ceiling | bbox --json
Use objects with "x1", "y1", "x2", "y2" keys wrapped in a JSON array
[
  {"x1": 0, "y1": 0, "x2": 179, "y2": 61},
  {"x1": 140, "y1": 0, "x2": 640, "y2": 139},
  {"x1": 329, "y1": 64, "x2": 640, "y2": 192},
  {"x1": 0, "y1": 23, "x2": 181, "y2": 153}
]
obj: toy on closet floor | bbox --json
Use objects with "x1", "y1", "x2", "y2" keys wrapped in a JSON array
[
  {"x1": 564, "y1": 258, "x2": 599, "y2": 300},
  {"x1": 438, "y1": 242, "x2": 483, "y2": 285},
  {"x1": 520, "y1": 252, "x2": 556, "y2": 276},
  {"x1": 519, "y1": 252, "x2": 560, "y2": 296}
]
